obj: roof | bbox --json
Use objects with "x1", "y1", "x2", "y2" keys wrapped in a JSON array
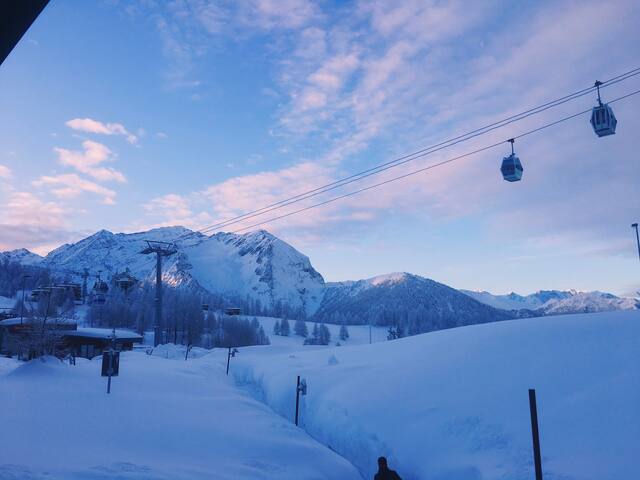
[
  {"x1": 65, "y1": 328, "x2": 143, "y2": 341},
  {"x1": 0, "y1": 317, "x2": 77, "y2": 327}
]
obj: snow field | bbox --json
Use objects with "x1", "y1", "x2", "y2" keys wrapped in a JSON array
[
  {"x1": 0, "y1": 350, "x2": 360, "y2": 479},
  {"x1": 231, "y1": 311, "x2": 640, "y2": 480}
]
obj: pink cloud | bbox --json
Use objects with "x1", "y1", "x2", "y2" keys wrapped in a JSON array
[
  {"x1": 0, "y1": 164, "x2": 12, "y2": 179},
  {"x1": 54, "y1": 140, "x2": 126, "y2": 183},
  {"x1": 32, "y1": 173, "x2": 117, "y2": 205},
  {"x1": 66, "y1": 118, "x2": 138, "y2": 144}
]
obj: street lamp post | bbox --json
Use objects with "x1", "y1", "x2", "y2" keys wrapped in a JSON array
[{"x1": 632, "y1": 223, "x2": 640, "y2": 261}]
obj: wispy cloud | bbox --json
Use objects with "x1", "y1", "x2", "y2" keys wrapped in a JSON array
[
  {"x1": 33, "y1": 173, "x2": 117, "y2": 205},
  {"x1": 66, "y1": 118, "x2": 138, "y2": 144},
  {"x1": 0, "y1": 191, "x2": 78, "y2": 254},
  {"x1": 54, "y1": 140, "x2": 126, "y2": 183},
  {"x1": 111, "y1": 0, "x2": 640, "y2": 264}
]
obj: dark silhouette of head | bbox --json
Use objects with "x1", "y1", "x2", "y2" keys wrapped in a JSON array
[{"x1": 378, "y1": 457, "x2": 388, "y2": 470}]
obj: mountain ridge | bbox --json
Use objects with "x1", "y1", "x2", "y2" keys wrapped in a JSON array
[{"x1": 2, "y1": 228, "x2": 635, "y2": 322}]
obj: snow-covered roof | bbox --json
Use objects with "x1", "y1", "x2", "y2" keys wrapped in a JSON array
[
  {"x1": 0, "y1": 317, "x2": 76, "y2": 327},
  {"x1": 66, "y1": 328, "x2": 143, "y2": 341}
]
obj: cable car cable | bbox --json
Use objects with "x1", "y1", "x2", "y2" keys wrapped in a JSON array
[
  {"x1": 183, "y1": 67, "x2": 640, "y2": 238},
  {"x1": 226, "y1": 87, "x2": 640, "y2": 234}
]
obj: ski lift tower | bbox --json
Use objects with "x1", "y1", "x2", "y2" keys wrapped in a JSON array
[{"x1": 140, "y1": 240, "x2": 178, "y2": 346}]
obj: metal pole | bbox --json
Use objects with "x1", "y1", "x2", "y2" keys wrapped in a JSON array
[
  {"x1": 19, "y1": 274, "x2": 29, "y2": 324},
  {"x1": 529, "y1": 389, "x2": 543, "y2": 480},
  {"x1": 107, "y1": 352, "x2": 113, "y2": 394},
  {"x1": 154, "y1": 253, "x2": 162, "y2": 347},
  {"x1": 632, "y1": 224, "x2": 640, "y2": 262},
  {"x1": 226, "y1": 347, "x2": 231, "y2": 375},
  {"x1": 295, "y1": 375, "x2": 301, "y2": 426},
  {"x1": 107, "y1": 329, "x2": 115, "y2": 394}
]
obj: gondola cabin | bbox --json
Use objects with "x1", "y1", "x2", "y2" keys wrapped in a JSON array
[
  {"x1": 590, "y1": 80, "x2": 617, "y2": 137},
  {"x1": 590, "y1": 104, "x2": 617, "y2": 137},
  {"x1": 113, "y1": 268, "x2": 137, "y2": 294},
  {"x1": 501, "y1": 154, "x2": 523, "y2": 182}
]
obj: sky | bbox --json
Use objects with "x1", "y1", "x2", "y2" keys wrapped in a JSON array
[{"x1": 1, "y1": 0, "x2": 639, "y2": 296}]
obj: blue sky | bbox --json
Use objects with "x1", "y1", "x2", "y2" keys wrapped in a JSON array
[{"x1": 1, "y1": 0, "x2": 639, "y2": 296}]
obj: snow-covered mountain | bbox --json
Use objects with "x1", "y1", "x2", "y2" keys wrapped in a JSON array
[
  {"x1": 10, "y1": 227, "x2": 325, "y2": 317},
  {"x1": 314, "y1": 272, "x2": 514, "y2": 331},
  {"x1": 461, "y1": 289, "x2": 637, "y2": 315},
  {"x1": 0, "y1": 248, "x2": 43, "y2": 266},
  {"x1": 2, "y1": 227, "x2": 635, "y2": 320}
]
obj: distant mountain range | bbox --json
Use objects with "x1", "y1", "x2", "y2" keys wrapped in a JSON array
[
  {"x1": 460, "y1": 289, "x2": 637, "y2": 315},
  {"x1": 1, "y1": 227, "x2": 636, "y2": 330}
]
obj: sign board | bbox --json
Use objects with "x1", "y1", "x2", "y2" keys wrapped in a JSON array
[
  {"x1": 101, "y1": 351, "x2": 120, "y2": 377},
  {"x1": 299, "y1": 378, "x2": 307, "y2": 395}
]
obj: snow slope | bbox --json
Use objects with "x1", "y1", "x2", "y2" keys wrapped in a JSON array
[
  {"x1": 0, "y1": 352, "x2": 360, "y2": 480},
  {"x1": 231, "y1": 311, "x2": 640, "y2": 480}
]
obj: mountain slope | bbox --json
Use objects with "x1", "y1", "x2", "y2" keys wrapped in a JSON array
[
  {"x1": 314, "y1": 272, "x2": 513, "y2": 332},
  {"x1": 2, "y1": 228, "x2": 635, "y2": 321},
  {"x1": 0, "y1": 248, "x2": 43, "y2": 266},
  {"x1": 33, "y1": 227, "x2": 325, "y2": 317}
]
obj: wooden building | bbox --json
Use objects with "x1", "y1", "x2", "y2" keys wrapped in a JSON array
[{"x1": 64, "y1": 328, "x2": 143, "y2": 359}]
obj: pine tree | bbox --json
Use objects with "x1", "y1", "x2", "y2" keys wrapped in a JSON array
[
  {"x1": 294, "y1": 318, "x2": 308, "y2": 337},
  {"x1": 257, "y1": 326, "x2": 270, "y2": 345},
  {"x1": 319, "y1": 323, "x2": 331, "y2": 345},
  {"x1": 304, "y1": 322, "x2": 319, "y2": 345},
  {"x1": 280, "y1": 318, "x2": 290, "y2": 336},
  {"x1": 273, "y1": 320, "x2": 281, "y2": 336},
  {"x1": 339, "y1": 324, "x2": 349, "y2": 341}
]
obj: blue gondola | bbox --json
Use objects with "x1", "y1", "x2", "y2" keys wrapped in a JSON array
[
  {"x1": 501, "y1": 139, "x2": 523, "y2": 182},
  {"x1": 590, "y1": 80, "x2": 617, "y2": 137}
]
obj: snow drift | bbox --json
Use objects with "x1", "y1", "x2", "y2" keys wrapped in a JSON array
[{"x1": 232, "y1": 310, "x2": 640, "y2": 480}]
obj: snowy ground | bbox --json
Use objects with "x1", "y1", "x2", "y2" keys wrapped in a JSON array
[
  {"x1": 0, "y1": 351, "x2": 359, "y2": 479},
  {"x1": 0, "y1": 295, "x2": 15, "y2": 310},
  {"x1": 229, "y1": 311, "x2": 640, "y2": 480},
  {"x1": 2, "y1": 312, "x2": 638, "y2": 480},
  {"x1": 248, "y1": 315, "x2": 390, "y2": 349}
]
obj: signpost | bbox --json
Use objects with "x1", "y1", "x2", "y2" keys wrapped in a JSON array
[
  {"x1": 226, "y1": 347, "x2": 239, "y2": 376},
  {"x1": 101, "y1": 329, "x2": 119, "y2": 394}
]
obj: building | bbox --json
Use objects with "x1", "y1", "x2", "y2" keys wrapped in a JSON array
[
  {"x1": 0, "y1": 316, "x2": 77, "y2": 358},
  {"x1": 64, "y1": 328, "x2": 143, "y2": 359},
  {"x1": 0, "y1": 318, "x2": 142, "y2": 360}
]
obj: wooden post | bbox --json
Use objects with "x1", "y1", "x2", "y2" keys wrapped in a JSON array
[
  {"x1": 295, "y1": 375, "x2": 301, "y2": 426},
  {"x1": 529, "y1": 389, "x2": 543, "y2": 480}
]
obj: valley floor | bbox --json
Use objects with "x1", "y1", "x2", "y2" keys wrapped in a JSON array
[{"x1": 1, "y1": 311, "x2": 638, "y2": 480}]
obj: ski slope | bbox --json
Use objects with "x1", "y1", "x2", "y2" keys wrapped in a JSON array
[
  {"x1": 0, "y1": 352, "x2": 359, "y2": 480},
  {"x1": 230, "y1": 311, "x2": 640, "y2": 480}
]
